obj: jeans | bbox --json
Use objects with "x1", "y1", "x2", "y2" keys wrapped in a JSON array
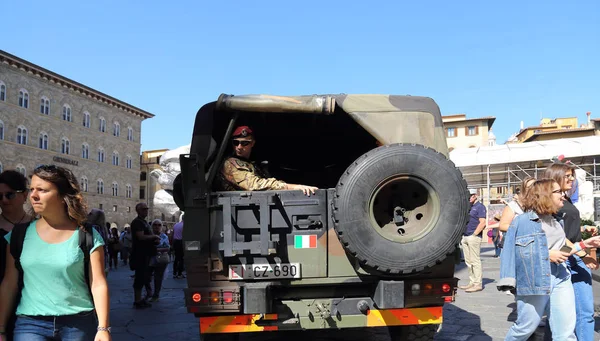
[
  {"x1": 505, "y1": 262, "x2": 576, "y2": 341},
  {"x1": 493, "y1": 235, "x2": 502, "y2": 257},
  {"x1": 13, "y1": 310, "x2": 97, "y2": 341},
  {"x1": 461, "y1": 235, "x2": 482, "y2": 285},
  {"x1": 146, "y1": 263, "x2": 168, "y2": 298}
]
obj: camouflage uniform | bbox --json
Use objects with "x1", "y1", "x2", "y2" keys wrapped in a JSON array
[{"x1": 219, "y1": 157, "x2": 287, "y2": 191}]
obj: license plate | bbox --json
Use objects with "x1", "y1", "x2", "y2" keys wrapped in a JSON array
[{"x1": 228, "y1": 263, "x2": 301, "y2": 280}]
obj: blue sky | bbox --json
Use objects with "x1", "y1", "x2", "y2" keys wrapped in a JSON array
[{"x1": 2, "y1": 0, "x2": 598, "y2": 150}]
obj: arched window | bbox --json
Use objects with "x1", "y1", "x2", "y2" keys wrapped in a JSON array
[
  {"x1": 126, "y1": 155, "x2": 132, "y2": 169},
  {"x1": 39, "y1": 132, "x2": 49, "y2": 150},
  {"x1": 18, "y1": 89, "x2": 29, "y2": 108},
  {"x1": 0, "y1": 162, "x2": 3, "y2": 173},
  {"x1": 112, "y1": 151, "x2": 119, "y2": 166},
  {"x1": 82, "y1": 112, "x2": 90, "y2": 128},
  {"x1": 98, "y1": 147, "x2": 105, "y2": 162},
  {"x1": 0, "y1": 81, "x2": 5, "y2": 101},
  {"x1": 62, "y1": 105, "x2": 72, "y2": 122},
  {"x1": 97, "y1": 179, "x2": 104, "y2": 194},
  {"x1": 126, "y1": 184, "x2": 132, "y2": 198},
  {"x1": 99, "y1": 117, "x2": 106, "y2": 133},
  {"x1": 81, "y1": 176, "x2": 88, "y2": 192},
  {"x1": 81, "y1": 143, "x2": 89, "y2": 159},
  {"x1": 0, "y1": 120, "x2": 4, "y2": 140},
  {"x1": 127, "y1": 127, "x2": 134, "y2": 141},
  {"x1": 113, "y1": 122, "x2": 120, "y2": 137},
  {"x1": 16, "y1": 164, "x2": 26, "y2": 176},
  {"x1": 112, "y1": 182, "x2": 118, "y2": 196},
  {"x1": 40, "y1": 96, "x2": 50, "y2": 115},
  {"x1": 17, "y1": 126, "x2": 27, "y2": 145},
  {"x1": 61, "y1": 137, "x2": 70, "y2": 154}
]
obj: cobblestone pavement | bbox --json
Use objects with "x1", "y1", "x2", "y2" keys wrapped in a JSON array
[{"x1": 107, "y1": 246, "x2": 600, "y2": 341}]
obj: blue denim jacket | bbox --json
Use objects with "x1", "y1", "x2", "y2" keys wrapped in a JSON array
[{"x1": 497, "y1": 211, "x2": 552, "y2": 295}]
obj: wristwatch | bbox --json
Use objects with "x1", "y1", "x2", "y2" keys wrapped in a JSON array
[{"x1": 97, "y1": 326, "x2": 111, "y2": 333}]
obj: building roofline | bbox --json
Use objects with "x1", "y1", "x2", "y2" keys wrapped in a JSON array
[
  {"x1": 443, "y1": 116, "x2": 496, "y2": 128},
  {"x1": 142, "y1": 148, "x2": 170, "y2": 153},
  {"x1": 0, "y1": 50, "x2": 154, "y2": 119},
  {"x1": 522, "y1": 127, "x2": 595, "y2": 142}
]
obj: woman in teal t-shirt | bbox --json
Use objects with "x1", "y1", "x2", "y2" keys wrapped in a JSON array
[{"x1": 0, "y1": 165, "x2": 111, "y2": 341}]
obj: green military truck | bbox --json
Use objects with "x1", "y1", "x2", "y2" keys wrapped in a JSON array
[{"x1": 173, "y1": 94, "x2": 470, "y2": 340}]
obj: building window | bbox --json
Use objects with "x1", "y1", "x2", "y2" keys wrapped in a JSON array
[
  {"x1": 16, "y1": 164, "x2": 26, "y2": 176},
  {"x1": 98, "y1": 148, "x2": 105, "y2": 162},
  {"x1": 97, "y1": 179, "x2": 104, "y2": 194},
  {"x1": 112, "y1": 182, "x2": 118, "y2": 196},
  {"x1": 112, "y1": 151, "x2": 119, "y2": 166},
  {"x1": 99, "y1": 117, "x2": 106, "y2": 133},
  {"x1": 126, "y1": 155, "x2": 132, "y2": 169},
  {"x1": 126, "y1": 184, "x2": 132, "y2": 198},
  {"x1": 99, "y1": 203, "x2": 103, "y2": 210},
  {"x1": 127, "y1": 127, "x2": 134, "y2": 141},
  {"x1": 113, "y1": 205, "x2": 117, "y2": 212},
  {"x1": 61, "y1": 137, "x2": 70, "y2": 154},
  {"x1": 113, "y1": 122, "x2": 120, "y2": 137},
  {"x1": 81, "y1": 177, "x2": 88, "y2": 192},
  {"x1": 18, "y1": 89, "x2": 29, "y2": 108},
  {"x1": 140, "y1": 172, "x2": 147, "y2": 181},
  {"x1": 0, "y1": 82, "x2": 5, "y2": 101},
  {"x1": 0, "y1": 120, "x2": 4, "y2": 140},
  {"x1": 140, "y1": 186, "x2": 146, "y2": 200},
  {"x1": 82, "y1": 143, "x2": 89, "y2": 159},
  {"x1": 62, "y1": 105, "x2": 72, "y2": 122},
  {"x1": 82, "y1": 112, "x2": 90, "y2": 128},
  {"x1": 40, "y1": 97, "x2": 50, "y2": 115},
  {"x1": 17, "y1": 126, "x2": 28, "y2": 145},
  {"x1": 127, "y1": 206, "x2": 131, "y2": 213},
  {"x1": 466, "y1": 126, "x2": 478, "y2": 136},
  {"x1": 39, "y1": 132, "x2": 49, "y2": 150},
  {"x1": 0, "y1": 162, "x2": 3, "y2": 173},
  {"x1": 446, "y1": 127, "x2": 456, "y2": 138}
]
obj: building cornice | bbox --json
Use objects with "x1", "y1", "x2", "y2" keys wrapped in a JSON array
[{"x1": 0, "y1": 50, "x2": 154, "y2": 120}]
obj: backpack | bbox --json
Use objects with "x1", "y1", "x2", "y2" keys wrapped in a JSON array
[{"x1": 9, "y1": 222, "x2": 95, "y2": 305}]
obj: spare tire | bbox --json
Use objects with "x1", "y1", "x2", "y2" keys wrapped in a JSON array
[{"x1": 333, "y1": 143, "x2": 469, "y2": 274}]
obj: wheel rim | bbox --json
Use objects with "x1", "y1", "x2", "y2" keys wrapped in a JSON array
[{"x1": 368, "y1": 175, "x2": 440, "y2": 243}]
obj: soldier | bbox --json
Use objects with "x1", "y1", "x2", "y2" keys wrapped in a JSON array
[{"x1": 219, "y1": 126, "x2": 318, "y2": 196}]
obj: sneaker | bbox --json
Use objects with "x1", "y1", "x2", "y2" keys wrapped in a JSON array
[
  {"x1": 465, "y1": 285, "x2": 483, "y2": 293},
  {"x1": 458, "y1": 283, "x2": 473, "y2": 290}
]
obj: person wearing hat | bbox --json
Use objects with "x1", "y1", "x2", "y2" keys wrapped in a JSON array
[
  {"x1": 218, "y1": 126, "x2": 318, "y2": 196},
  {"x1": 459, "y1": 188, "x2": 486, "y2": 293}
]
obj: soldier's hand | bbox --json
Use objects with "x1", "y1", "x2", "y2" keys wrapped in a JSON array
[{"x1": 289, "y1": 184, "x2": 318, "y2": 196}]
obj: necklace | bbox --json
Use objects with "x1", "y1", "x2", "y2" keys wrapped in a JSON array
[{"x1": 1, "y1": 212, "x2": 26, "y2": 226}]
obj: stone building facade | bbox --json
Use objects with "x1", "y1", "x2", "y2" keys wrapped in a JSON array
[{"x1": 0, "y1": 50, "x2": 154, "y2": 227}]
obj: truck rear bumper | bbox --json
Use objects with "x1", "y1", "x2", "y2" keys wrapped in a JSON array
[{"x1": 199, "y1": 306, "x2": 443, "y2": 334}]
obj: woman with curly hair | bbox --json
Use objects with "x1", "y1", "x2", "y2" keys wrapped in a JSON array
[
  {"x1": 501, "y1": 179, "x2": 600, "y2": 340},
  {"x1": 0, "y1": 165, "x2": 111, "y2": 341}
]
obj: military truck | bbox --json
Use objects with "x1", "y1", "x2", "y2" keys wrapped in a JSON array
[{"x1": 173, "y1": 94, "x2": 470, "y2": 340}]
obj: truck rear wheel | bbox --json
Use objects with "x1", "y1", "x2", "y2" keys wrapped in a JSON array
[
  {"x1": 201, "y1": 333, "x2": 240, "y2": 341},
  {"x1": 389, "y1": 324, "x2": 440, "y2": 340},
  {"x1": 333, "y1": 144, "x2": 469, "y2": 274}
]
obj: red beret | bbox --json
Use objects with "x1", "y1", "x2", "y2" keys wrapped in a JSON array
[{"x1": 232, "y1": 126, "x2": 253, "y2": 138}]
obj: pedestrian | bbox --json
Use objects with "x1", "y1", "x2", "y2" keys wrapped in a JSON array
[
  {"x1": 146, "y1": 219, "x2": 170, "y2": 302},
  {"x1": 500, "y1": 179, "x2": 600, "y2": 340},
  {"x1": 172, "y1": 214, "x2": 185, "y2": 279},
  {"x1": 130, "y1": 203, "x2": 160, "y2": 309},
  {"x1": 119, "y1": 225, "x2": 132, "y2": 266},
  {"x1": 85, "y1": 209, "x2": 110, "y2": 277},
  {"x1": 107, "y1": 228, "x2": 120, "y2": 270},
  {"x1": 498, "y1": 177, "x2": 536, "y2": 233},
  {"x1": 0, "y1": 170, "x2": 34, "y2": 340},
  {"x1": 0, "y1": 165, "x2": 111, "y2": 341},
  {"x1": 458, "y1": 188, "x2": 486, "y2": 293},
  {"x1": 542, "y1": 163, "x2": 597, "y2": 341}
]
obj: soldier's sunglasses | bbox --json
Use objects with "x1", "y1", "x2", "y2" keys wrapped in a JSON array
[
  {"x1": 232, "y1": 140, "x2": 251, "y2": 147},
  {"x1": 0, "y1": 190, "x2": 24, "y2": 200}
]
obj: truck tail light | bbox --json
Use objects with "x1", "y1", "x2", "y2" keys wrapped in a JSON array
[
  {"x1": 209, "y1": 291, "x2": 220, "y2": 304},
  {"x1": 223, "y1": 291, "x2": 234, "y2": 304},
  {"x1": 442, "y1": 283, "x2": 451, "y2": 293},
  {"x1": 192, "y1": 293, "x2": 202, "y2": 303}
]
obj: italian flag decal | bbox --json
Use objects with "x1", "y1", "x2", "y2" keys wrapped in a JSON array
[{"x1": 294, "y1": 235, "x2": 317, "y2": 249}]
